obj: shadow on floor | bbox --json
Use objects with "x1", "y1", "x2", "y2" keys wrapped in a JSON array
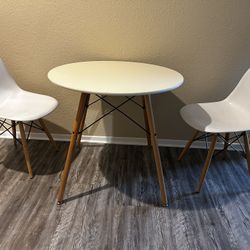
[
  {"x1": 0, "y1": 139, "x2": 76, "y2": 176},
  {"x1": 94, "y1": 144, "x2": 250, "y2": 209},
  {"x1": 4, "y1": 137, "x2": 248, "y2": 210}
]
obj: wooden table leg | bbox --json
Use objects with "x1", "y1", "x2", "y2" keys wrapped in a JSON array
[
  {"x1": 77, "y1": 94, "x2": 90, "y2": 148},
  {"x1": 143, "y1": 95, "x2": 167, "y2": 206},
  {"x1": 11, "y1": 120, "x2": 17, "y2": 147},
  {"x1": 18, "y1": 122, "x2": 33, "y2": 178},
  {"x1": 57, "y1": 93, "x2": 89, "y2": 204},
  {"x1": 196, "y1": 133, "x2": 217, "y2": 193},
  {"x1": 243, "y1": 131, "x2": 250, "y2": 174},
  {"x1": 142, "y1": 97, "x2": 151, "y2": 146},
  {"x1": 38, "y1": 118, "x2": 59, "y2": 151},
  {"x1": 178, "y1": 130, "x2": 199, "y2": 161}
]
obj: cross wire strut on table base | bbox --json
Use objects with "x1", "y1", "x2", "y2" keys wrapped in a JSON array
[
  {"x1": 78, "y1": 95, "x2": 150, "y2": 137},
  {"x1": 48, "y1": 61, "x2": 184, "y2": 207},
  {"x1": 76, "y1": 95, "x2": 149, "y2": 148}
]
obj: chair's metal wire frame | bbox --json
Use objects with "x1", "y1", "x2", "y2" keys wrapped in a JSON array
[
  {"x1": 191, "y1": 131, "x2": 246, "y2": 158},
  {"x1": 0, "y1": 119, "x2": 46, "y2": 145}
]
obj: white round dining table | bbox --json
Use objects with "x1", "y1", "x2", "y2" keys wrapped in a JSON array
[{"x1": 48, "y1": 61, "x2": 184, "y2": 206}]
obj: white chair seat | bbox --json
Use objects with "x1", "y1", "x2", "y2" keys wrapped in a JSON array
[
  {"x1": 0, "y1": 58, "x2": 58, "y2": 178},
  {"x1": 0, "y1": 90, "x2": 58, "y2": 121},
  {"x1": 179, "y1": 68, "x2": 250, "y2": 193},
  {"x1": 180, "y1": 100, "x2": 250, "y2": 133}
]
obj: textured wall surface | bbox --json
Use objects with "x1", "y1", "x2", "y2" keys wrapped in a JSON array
[{"x1": 0, "y1": 1, "x2": 249, "y2": 139}]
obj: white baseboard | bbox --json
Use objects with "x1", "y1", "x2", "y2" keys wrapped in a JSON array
[{"x1": 0, "y1": 131, "x2": 244, "y2": 151}]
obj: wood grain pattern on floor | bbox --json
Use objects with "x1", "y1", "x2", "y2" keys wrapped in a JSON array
[{"x1": 0, "y1": 139, "x2": 249, "y2": 250}]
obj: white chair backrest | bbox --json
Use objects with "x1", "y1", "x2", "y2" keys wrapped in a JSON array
[
  {"x1": 0, "y1": 59, "x2": 21, "y2": 103},
  {"x1": 226, "y1": 68, "x2": 250, "y2": 109}
]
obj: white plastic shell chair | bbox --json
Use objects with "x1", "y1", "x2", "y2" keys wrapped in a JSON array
[
  {"x1": 0, "y1": 59, "x2": 58, "y2": 178},
  {"x1": 178, "y1": 68, "x2": 250, "y2": 192}
]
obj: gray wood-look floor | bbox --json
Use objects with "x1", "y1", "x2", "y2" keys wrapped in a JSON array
[{"x1": 0, "y1": 138, "x2": 250, "y2": 250}]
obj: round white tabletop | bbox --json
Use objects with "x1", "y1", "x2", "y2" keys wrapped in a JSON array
[{"x1": 48, "y1": 61, "x2": 184, "y2": 96}]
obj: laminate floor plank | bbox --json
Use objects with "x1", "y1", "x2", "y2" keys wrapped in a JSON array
[{"x1": 0, "y1": 140, "x2": 249, "y2": 249}]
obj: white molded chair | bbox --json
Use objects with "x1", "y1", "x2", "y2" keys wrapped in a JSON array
[
  {"x1": 178, "y1": 68, "x2": 250, "y2": 192},
  {"x1": 0, "y1": 59, "x2": 58, "y2": 178}
]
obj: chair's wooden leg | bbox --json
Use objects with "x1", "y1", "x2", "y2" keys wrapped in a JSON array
[
  {"x1": 178, "y1": 130, "x2": 199, "y2": 161},
  {"x1": 18, "y1": 122, "x2": 33, "y2": 178},
  {"x1": 196, "y1": 133, "x2": 217, "y2": 193},
  {"x1": 77, "y1": 94, "x2": 90, "y2": 148},
  {"x1": 57, "y1": 93, "x2": 88, "y2": 204},
  {"x1": 142, "y1": 97, "x2": 151, "y2": 146},
  {"x1": 38, "y1": 118, "x2": 59, "y2": 151},
  {"x1": 223, "y1": 133, "x2": 230, "y2": 158},
  {"x1": 143, "y1": 95, "x2": 167, "y2": 206},
  {"x1": 11, "y1": 120, "x2": 17, "y2": 147},
  {"x1": 243, "y1": 131, "x2": 250, "y2": 174}
]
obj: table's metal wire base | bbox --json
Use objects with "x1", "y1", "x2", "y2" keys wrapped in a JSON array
[
  {"x1": 58, "y1": 93, "x2": 168, "y2": 207},
  {"x1": 78, "y1": 95, "x2": 150, "y2": 135}
]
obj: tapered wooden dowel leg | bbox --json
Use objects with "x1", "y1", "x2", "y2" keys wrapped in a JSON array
[
  {"x1": 38, "y1": 119, "x2": 59, "y2": 151},
  {"x1": 243, "y1": 131, "x2": 250, "y2": 174},
  {"x1": 18, "y1": 122, "x2": 33, "y2": 178},
  {"x1": 196, "y1": 133, "x2": 217, "y2": 193},
  {"x1": 77, "y1": 94, "x2": 90, "y2": 148},
  {"x1": 142, "y1": 97, "x2": 151, "y2": 146},
  {"x1": 11, "y1": 120, "x2": 17, "y2": 147},
  {"x1": 223, "y1": 133, "x2": 230, "y2": 158},
  {"x1": 57, "y1": 93, "x2": 88, "y2": 204},
  {"x1": 178, "y1": 130, "x2": 199, "y2": 161},
  {"x1": 143, "y1": 95, "x2": 167, "y2": 206}
]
